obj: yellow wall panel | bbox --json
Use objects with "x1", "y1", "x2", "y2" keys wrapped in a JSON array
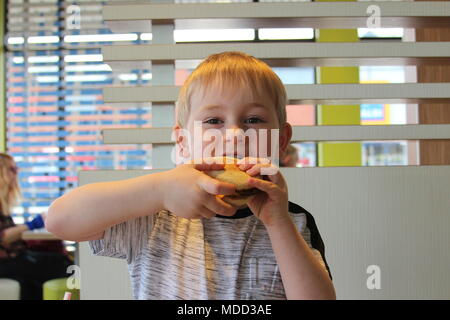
[
  {"x1": 318, "y1": 105, "x2": 361, "y2": 125},
  {"x1": 315, "y1": 8, "x2": 361, "y2": 167},
  {"x1": 318, "y1": 142, "x2": 362, "y2": 167},
  {"x1": 316, "y1": 29, "x2": 359, "y2": 43},
  {"x1": 318, "y1": 66, "x2": 360, "y2": 84}
]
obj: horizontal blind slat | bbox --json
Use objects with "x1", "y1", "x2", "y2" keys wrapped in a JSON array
[
  {"x1": 102, "y1": 83, "x2": 450, "y2": 104},
  {"x1": 101, "y1": 124, "x2": 450, "y2": 144}
]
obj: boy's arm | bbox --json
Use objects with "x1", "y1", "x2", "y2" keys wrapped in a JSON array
[
  {"x1": 46, "y1": 162, "x2": 236, "y2": 243},
  {"x1": 266, "y1": 217, "x2": 336, "y2": 300},
  {"x1": 45, "y1": 172, "x2": 167, "y2": 242}
]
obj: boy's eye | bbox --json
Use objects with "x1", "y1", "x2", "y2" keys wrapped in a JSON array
[
  {"x1": 203, "y1": 118, "x2": 223, "y2": 125},
  {"x1": 245, "y1": 117, "x2": 265, "y2": 124}
]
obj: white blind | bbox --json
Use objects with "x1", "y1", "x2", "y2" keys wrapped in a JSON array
[{"x1": 5, "y1": 0, "x2": 152, "y2": 217}]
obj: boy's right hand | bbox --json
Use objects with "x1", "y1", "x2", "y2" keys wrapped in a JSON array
[{"x1": 160, "y1": 162, "x2": 237, "y2": 219}]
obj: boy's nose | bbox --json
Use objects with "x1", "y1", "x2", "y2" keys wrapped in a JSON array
[
  {"x1": 221, "y1": 126, "x2": 249, "y2": 158},
  {"x1": 226, "y1": 124, "x2": 242, "y2": 131},
  {"x1": 224, "y1": 126, "x2": 246, "y2": 142}
]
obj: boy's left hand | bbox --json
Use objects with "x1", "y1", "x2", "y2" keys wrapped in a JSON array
[{"x1": 237, "y1": 157, "x2": 290, "y2": 227}]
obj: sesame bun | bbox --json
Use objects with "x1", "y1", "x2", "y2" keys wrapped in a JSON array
[{"x1": 205, "y1": 158, "x2": 262, "y2": 209}]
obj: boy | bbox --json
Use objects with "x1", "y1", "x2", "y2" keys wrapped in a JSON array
[{"x1": 46, "y1": 51, "x2": 335, "y2": 300}]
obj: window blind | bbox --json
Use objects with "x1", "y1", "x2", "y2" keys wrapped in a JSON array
[{"x1": 5, "y1": 0, "x2": 152, "y2": 218}]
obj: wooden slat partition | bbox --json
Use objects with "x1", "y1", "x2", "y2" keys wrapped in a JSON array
[{"x1": 416, "y1": 14, "x2": 450, "y2": 165}]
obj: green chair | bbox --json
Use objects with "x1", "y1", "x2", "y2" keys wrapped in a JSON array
[{"x1": 43, "y1": 278, "x2": 80, "y2": 300}]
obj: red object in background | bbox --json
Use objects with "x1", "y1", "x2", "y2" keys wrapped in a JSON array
[
  {"x1": 286, "y1": 105, "x2": 315, "y2": 126},
  {"x1": 25, "y1": 239, "x2": 67, "y2": 256},
  {"x1": 299, "y1": 158, "x2": 310, "y2": 166}
]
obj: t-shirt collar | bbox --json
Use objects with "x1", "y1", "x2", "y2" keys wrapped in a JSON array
[
  {"x1": 215, "y1": 201, "x2": 297, "y2": 219},
  {"x1": 215, "y1": 206, "x2": 253, "y2": 219}
]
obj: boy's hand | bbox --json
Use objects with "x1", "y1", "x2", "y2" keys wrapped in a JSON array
[
  {"x1": 237, "y1": 157, "x2": 290, "y2": 227},
  {"x1": 160, "y1": 161, "x2": 237, "y2": 220}
]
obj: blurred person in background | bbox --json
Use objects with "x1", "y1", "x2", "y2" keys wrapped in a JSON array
[
  {"x1": 0, "y1": 153, "x2": 72, "y2": 300},
  {"x1": 280, "y1": 144, "x2": 299, "y2": 167}
]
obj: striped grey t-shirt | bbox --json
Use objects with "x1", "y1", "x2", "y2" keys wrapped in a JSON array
[{"x1": 89, "y1": 201, "x2": 331, "y2": 300}]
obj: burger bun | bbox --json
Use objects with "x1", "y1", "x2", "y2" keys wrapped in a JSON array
[{"x1": 205, "y1": 159, "x2": 262, "y2": 209}]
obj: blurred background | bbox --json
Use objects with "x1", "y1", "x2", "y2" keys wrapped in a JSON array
[{"x1": 1, "y1": 0, "x2": 445, "y2": 256}]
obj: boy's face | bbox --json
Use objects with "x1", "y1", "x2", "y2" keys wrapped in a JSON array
[{"x1": 175, "y1": 82, "x2": 292, "y2": 164}]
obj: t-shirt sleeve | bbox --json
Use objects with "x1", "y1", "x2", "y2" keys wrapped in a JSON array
[
  {"x1": 88, "y1": 214, "x2": 155, "y2": 264},
  {"x1": 292, "y1": 211, "x2": 333, "y2": 281}
]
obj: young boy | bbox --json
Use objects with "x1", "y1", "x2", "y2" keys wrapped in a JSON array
[{"x1": 46, "y1": 51, "x2": 335, "y2": 300}]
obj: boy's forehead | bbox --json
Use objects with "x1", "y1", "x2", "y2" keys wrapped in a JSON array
[
  {"x1": 198, "y1": 102, "x2": 270, "y2": 112},
  {"x1": 192, "y1": 82, "x2": 268, "y2": 107}
]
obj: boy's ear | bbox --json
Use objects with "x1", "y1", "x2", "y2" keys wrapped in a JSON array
[
  {"x1": 173, "y1": 124, "x2": 182, "y2": 144},
  {"x1": 279, "y1": 122, "x2": 293, "y2": 158},
  {"x1": 172, "y1": 124, "x2": 190, "y2": 159}
]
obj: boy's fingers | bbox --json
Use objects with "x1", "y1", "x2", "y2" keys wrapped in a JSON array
[
  {"x1": 237, "y1": 157, "x2": 261, "y2": 169},
  {"x1": 189, "y1": 156, "x2": 235, "y2": 169},
  {"x1": 265, "y1": 170, "x2": 284, "y2": 186},
  {"x1": 193, "y1": 163, "x2": 226, "y2": 171},
  {"x1": 248, "y1": 177, "x2": 281, "y2": 199},
  {"x1": 197, "y1": 174, "x2": 236, "y2": 195},
  {"x1": 237, "y1": 157, "x2": 273, "y2": 172},
  {"x1": 246, "y1": 162, "x2": 285, "y2": 188},
  {"x1": 238, "y1": 163, "x2": 254, "y2": 171},
  {"x1": 237, "y1": 157, "x2": 269, "y2": 165},
  {"x1": 198, "y1": 206, "x2": 216, "y2": 219},
  {"x1": 246, "y1": 163, "x2": 280, "y2": 178},
  {"x1": 216, "y1": 197, "x2": 237, "y2": 216},
  {"x1": 204, "y1": 196, "x2": 236, "y2": 217}
]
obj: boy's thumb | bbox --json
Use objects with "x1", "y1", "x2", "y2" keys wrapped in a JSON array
[{"x1": 197, "y1": 174, "x2": 235, "y2": 196}]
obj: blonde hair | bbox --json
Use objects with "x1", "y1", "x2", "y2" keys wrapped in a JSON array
[
  {"x1": 176, "y1": 51, "x2": 287, "y2": 128},
  {"x1": 0, "y1": 153, "x2": 21, "y2": 216}
]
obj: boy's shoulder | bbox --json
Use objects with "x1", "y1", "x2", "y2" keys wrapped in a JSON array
[
  {"x1": 288, "y1": 201, "x2": 310, "y2": 215},
  {"x1": 288, "y1": 201, "x2": 317, "y2": 228},
  {"x1": 287, "y1": 201, "x2": 322, "y2": 242}
]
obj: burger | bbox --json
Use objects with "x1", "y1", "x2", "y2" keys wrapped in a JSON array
[{"x1": 205, "y1": 157, "x2": 263, "y2": 209}]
